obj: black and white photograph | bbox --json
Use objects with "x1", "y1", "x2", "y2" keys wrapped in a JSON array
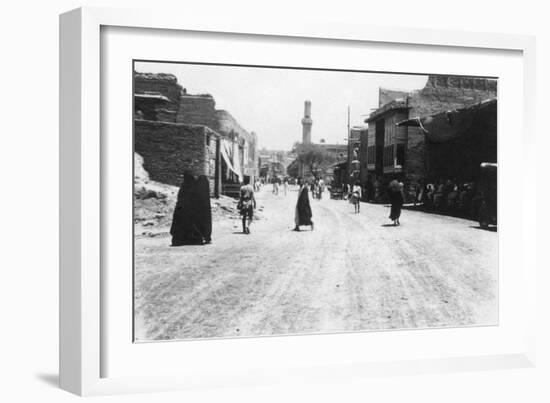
[{"x1": 133, "y1": 61, "x2": 498, "y2": 341}]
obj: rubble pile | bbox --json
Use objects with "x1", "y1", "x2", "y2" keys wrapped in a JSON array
[{"x1": 135, "y1": 153, "x2": 264, "y2": 238}]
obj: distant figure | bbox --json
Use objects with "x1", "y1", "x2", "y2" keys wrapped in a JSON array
[
  {"x1": 388, "y1": 180, "x2": 404, "y2": 226},
  {"x1": 350, "y1": 180, "x2": 362, "y2": 213},
  {"x1": 318, "y1": 178, "x2": 325, "y2": 200},
  {"x1": 170, "y1": 173, "x2": 212, "y2": 245},
  {"x1": 272, "y1": 178, "x2": 279, "y2": 195},
  {"x1": 342, "y1": 183, "x2": 349, "y2": 200},
  {"x1": 238, "y1": 177, "x2": 256, "y2": 234},
  {"x1": 294, "y1": 178, "x2": 314, "y2": 231},
  {"x1": 283, "y1": 178, "x2": 289, "y2": 196}
]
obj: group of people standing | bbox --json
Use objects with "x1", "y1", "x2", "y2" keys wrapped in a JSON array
[
  {"x1": 309, "y1": 178, "x2": 325, "y2": 200},
  {"x1": 271, "y1": 177, "x2": 289, "y2": 196}
]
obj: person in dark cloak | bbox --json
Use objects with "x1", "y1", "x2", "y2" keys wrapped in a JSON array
[
  {"x1": 294, "y1": 178, "x2": 314, "y2": 231},
  {"x1": 195, "y1": 175, "x2": 212, "y2": 243},
  {"x1": 388, "y1": 180, "x2": 404, "y2": 226},
  {"x1": 170, "y1": 173, "x2": 212, "y2": 246}
]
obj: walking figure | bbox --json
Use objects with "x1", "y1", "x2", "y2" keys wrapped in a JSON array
[
  {"x1": 294, "y1": 178, "x2": 314, "y2": 231},
  {"x1": 350, "y1": 180, "x2": 362, "y2": 213},
  {"x1": 238, "y1": 177, "x2": 256, "y2": 234},
  {"x1": 272, "y1": 178, "x2": 279, "y2": 195},
  {"x1": 388, "y1": 180, "x2": 404, "y2": 226}
]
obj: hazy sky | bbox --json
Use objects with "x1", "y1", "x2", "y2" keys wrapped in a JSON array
[{"x1": 136, "y1": 61, "x2": 428, "y2": 150}]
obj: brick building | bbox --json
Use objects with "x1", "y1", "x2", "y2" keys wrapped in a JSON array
[
  {"x1": 134, "y1": 120, "x2": 221, "y2": 195},
  {"x1": 134, "y1": 72, "x2": 259, "y2": 197},
  {"x1": 361, "y1": 75, "x2": 497, "y2": 200}
]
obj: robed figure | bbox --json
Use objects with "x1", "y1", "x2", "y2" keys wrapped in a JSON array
[
  {"x1": 294, "y1": 179, "x2": 314, "y2": 231},
  {"x1": 170, "y1": 173, "x2": 212, "y2": 246},
  {"x1": 388, "y1": 180, "x2": 404, "y2": 226}
]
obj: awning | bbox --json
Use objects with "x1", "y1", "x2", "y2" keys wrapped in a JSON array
[{"x1": 220, "y1": 139, "x2": 243, "y2": 181}]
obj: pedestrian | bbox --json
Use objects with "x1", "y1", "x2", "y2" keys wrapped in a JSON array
[
  {"x1": 238, "y1": 177, "x2": 256, "y2": 234},
  {"x1": 342, "y1": 182, "x2": 349, "y2": 200},
  {"x1": 294, "y1": 178, "x2": 314, "y2": 231},
  {"x1": 170, "y1": 173, "x2": 212, "y2": 245},
  {"x1": 272, "y1": 178, "x2": 279, "y2": 195},
  {"x1": 283, "y1": 177, "x2": 289, "y2": 196},
  {"x1": 350, "y1": 180, "x2": 362, "y2": 213},
  {"x1": 413, "y1": 181, "x2": 421, "y2": 206},
  {"x1": 388, "y1": 180, "x2": 404, "y2": 226},
  {"x1": 195, "y1": 175, "x2": 212, "y2": 243}
]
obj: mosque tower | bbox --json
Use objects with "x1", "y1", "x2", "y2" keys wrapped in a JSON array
[{"x1": 301, "y1": 100, "x2": 312, "y2": 144}]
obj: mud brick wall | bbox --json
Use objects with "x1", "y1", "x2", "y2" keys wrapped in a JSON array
[
  {"x1": 404, "y1": 126, "x2": 426, "y2": 183},
  {"x1": 176, "y1": 94, "x2": 217, "y2": 129},
  {"x1": 134, "y1": 120, "x2": 216, "y2": 192},
  {"x1": 134, "y1": 73, "x2": 182, "y2": 123},
  {"x1": 134, "y1": 72, "x2": 182, "y2": 102}
]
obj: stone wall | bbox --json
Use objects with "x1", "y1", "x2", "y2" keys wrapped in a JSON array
[
  {"x1": 409, "y1": 75, "x2": 497, "y2": 118},
  {"x1": 134, "y1": 120, "x2": 219, "y2": 195}
]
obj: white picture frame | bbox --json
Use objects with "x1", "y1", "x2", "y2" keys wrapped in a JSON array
[{"x1": 59, "y1": 6, "x2": 537, "y2": 396}]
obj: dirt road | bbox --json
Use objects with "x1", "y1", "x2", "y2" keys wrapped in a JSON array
[{"x1": 134, "y1": 185, "x2": 498, "y2": 341}]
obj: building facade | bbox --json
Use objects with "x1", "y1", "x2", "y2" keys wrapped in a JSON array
[
  {"x1": 134, "y1": 71, "x2": 259, "y2": 197},
  {"x1": 361, "y1": 75, "x2": 497, "y2": 200}
]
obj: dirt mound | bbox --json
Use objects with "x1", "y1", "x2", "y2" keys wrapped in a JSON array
[
  {"x1": 134, "y1": 153, "x2": 178, "y2": 236},
  {"x1": 134, "y1": 153, "x2": 264, "y2": 238}
]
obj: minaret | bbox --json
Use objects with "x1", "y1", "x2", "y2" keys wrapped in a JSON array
[{"x1": 301, "y1": 100, "x2": 312, "y2": 144}]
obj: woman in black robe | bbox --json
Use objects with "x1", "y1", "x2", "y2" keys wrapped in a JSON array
[
  {"x1": 170, "y1": 173, "x2": 212, "y2": 245},
  {"x1": 294, "y1": 179, "x2": 314, "y2": 231},
  {"x1": 388, "y1": 180, "x2": 404, "y2": 226},
  {"x1": 195, "y1": 175, "x2": 212, "y2": 243}
]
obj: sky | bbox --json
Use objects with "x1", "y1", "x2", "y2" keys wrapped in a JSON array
[{"x1": 136, "y1": 61, "x2": 428, "y2": 150}]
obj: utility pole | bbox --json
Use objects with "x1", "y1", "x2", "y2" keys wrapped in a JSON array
[{"x1": 347, "y1": 106, "x2": 351, "y2": 143}]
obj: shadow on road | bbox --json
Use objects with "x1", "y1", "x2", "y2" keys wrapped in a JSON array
[{"x1": 381, "y1": 224, "x2": 398, "y2": 227}]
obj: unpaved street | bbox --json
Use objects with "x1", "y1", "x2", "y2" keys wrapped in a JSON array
[{"x1": 134, "y1": 186, "x2": 498, "y2": 341}]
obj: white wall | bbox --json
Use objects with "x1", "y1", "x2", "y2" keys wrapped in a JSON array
[{"x1": 1, "y1": 1, "x2": 547, "y2": 402}]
